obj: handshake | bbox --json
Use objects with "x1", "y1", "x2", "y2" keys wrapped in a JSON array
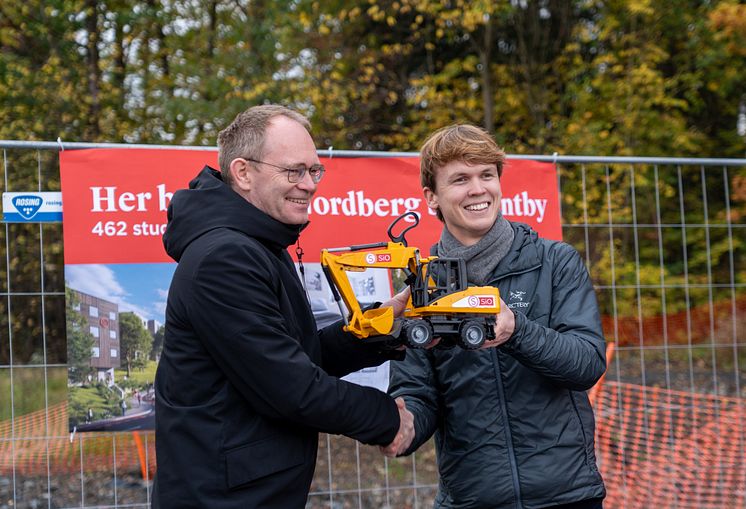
[{"x1": 379, "y1": 397, "x2": 415, "y2": 457}]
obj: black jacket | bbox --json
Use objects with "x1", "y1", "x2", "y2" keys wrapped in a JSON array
[
  {"x1": 153, "y1": 166, "x2": 401, "y2": 508},
  {"x1": 390, "y1": 223, "x2": 607, "y2": 508}
]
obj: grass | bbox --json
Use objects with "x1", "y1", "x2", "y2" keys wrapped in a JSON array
[
  {"x1": 68, "y1": 384, "x2": 121, "y2": 426},
  {"x1": 115, "y1": 360, "x2": 157, "y2": 387},
  {"x1": 69, "y1": 386, "x2": 109, "y2": 409},
  {"x1": 0, "y1": 361, "x2": 158, "y2": 422},
  {"x1": 0, "y1": 367, "x2": 67, "y2": 420}
]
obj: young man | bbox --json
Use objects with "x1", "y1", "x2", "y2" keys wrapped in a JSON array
[
  {"x1": 388, "y1": 125, "x2": 607, "y2": 508},
  {"x1": 153, "y1": 105, "x2": 414, "y2": 508}
]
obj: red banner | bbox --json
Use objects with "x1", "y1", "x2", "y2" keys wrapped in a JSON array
[{"x1": 60, "y1": 149, "x2": 560, "y2": 264}]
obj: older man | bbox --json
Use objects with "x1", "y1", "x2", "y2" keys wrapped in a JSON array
[{"x1": 153, "y1": 105, "x2": 413, "y2": 508}]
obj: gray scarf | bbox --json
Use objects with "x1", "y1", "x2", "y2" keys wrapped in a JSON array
[{"x1": 436, "y1": 215, "x2": 514, "y2": 286}]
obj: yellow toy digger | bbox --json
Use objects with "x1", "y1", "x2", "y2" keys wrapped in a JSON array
[{"x1": 320, "y1": 212, "x2": 500, "y2": 349}]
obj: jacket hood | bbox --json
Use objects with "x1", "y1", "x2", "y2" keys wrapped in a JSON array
[{"x1": 163, "y1": 166, "x2": 306, "y2": 261}]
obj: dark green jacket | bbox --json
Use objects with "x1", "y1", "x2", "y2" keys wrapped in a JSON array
[{"x1": 390, "y1": 222, "x2": 607, "y2": 508}]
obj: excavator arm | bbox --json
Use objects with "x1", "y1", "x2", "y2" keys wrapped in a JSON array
[{"x1": 320, "y1": 241, "x2": 422, "y2": 339}]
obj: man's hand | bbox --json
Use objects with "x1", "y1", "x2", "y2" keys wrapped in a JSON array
[
  {"x1": 380, "y1": 287, "x2": 411, "y2": 317},
  {"x1": 379, "y1": 397, "x2": 415, "y2": 457},
  {"x1": 480, "y1": 298, "x2": 515, "y2": 349}
]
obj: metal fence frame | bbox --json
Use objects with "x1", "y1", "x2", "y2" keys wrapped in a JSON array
[{"x1": 1, "y1": 140, "x2": 744, "y2": 509}]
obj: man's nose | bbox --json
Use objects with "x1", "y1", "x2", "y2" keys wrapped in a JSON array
[{"x1": 467, "y1": 178, "x2": 486, "y2": 194}]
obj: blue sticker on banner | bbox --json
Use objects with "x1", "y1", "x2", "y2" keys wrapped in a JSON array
[{"x1": 12, "y1": 195, "x2": 43, "y2": 220}]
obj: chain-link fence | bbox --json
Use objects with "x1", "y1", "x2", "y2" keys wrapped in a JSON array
[{"x1": 0, "y1": 142, "x2": 744, "y2": 508}]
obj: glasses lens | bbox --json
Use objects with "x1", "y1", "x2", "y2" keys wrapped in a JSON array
[
  {"x1": 286, "y1": 165, "x2": 324, "y2": 183},
  {"x1": 309, "y1": 165, "x2": 325, "y2": 183},
  {"x1": 286, "y1": 168, "x2": 303, "y2": 183}
]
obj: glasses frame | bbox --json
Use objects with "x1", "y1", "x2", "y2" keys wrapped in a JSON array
[{"x1": 243, "y1": 157, "x2": 325, "y2": 184}]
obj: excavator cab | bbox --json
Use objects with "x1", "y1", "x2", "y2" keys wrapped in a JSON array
[{"x1": 412, "y1": 257, "x2": 468, "y2": 307}]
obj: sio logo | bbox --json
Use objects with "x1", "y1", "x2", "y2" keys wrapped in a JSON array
[
  {"x1": 12, "y1": 195, "x2": 43, "y2": 220},
  {"x1": 468, "y1": 295, "x2": 495, "y2": 307}
]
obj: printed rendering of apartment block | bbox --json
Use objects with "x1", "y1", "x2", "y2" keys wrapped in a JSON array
[{"x1": 71, "y1": 289, "x2": 121, "y2": 382}]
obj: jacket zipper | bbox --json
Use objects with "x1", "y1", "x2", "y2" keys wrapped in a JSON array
[
  {"x1": 487, "y1": 265, "x2": 540, "y2": 509},
  {"x1": 491, "y1": 349, "x2": 523, "y2": 508}
]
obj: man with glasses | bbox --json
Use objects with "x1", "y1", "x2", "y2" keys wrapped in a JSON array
[{"x1": 153, "y1": 105, "x2": 414, "y2": 508}]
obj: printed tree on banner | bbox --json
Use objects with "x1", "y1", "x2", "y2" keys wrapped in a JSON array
[
  {"x1": 150, "y1": 325, "x2": 165, "y2": 361},
  {"x1": 119, "y1": 312, "x2": 153, "y2": 377}
]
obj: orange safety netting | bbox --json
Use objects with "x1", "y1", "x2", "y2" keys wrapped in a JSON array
[
  {"x1": 601, "y1": 296, "x2": 746, "y2": 347},
  {"x1": 594, "y1": 381, "x2": 746, "y2": 508},
  {"x1": 1, "y1": 383, "x2": 744, "y2": 508},
  {"x1": 0, "y1": 403, "x2": 155, "y2": 479}
]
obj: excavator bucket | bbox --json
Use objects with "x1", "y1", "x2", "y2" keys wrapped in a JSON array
[{"x1": 361, "y1": 306, "x2": 394, "y2": 336}]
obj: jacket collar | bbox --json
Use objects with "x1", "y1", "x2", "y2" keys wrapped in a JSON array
[{"x1": 489, "y1": 222, "x2": 542, "y2": 280}]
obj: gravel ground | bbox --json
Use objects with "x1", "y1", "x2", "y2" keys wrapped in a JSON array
[
  {"x1": 1, "y1": 439, "x2": 439, "y2": 509},
  {"x1": 1, "y1": 472, "x2": 151, "y2": 509}
]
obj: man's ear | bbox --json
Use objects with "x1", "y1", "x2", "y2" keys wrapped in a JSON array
[
  {"x1": 423, "y1": 187, "x2": 438, "y2": 211},
  {"x1": 229, "y1": 158, "x2": 252, "y2": 191}
]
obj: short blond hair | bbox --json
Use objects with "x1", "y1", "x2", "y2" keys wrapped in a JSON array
[
  {"x1": 419, "y1": 124, "x2": 505, "y2": 221},
  {"x1": 217, "y1": 105, "x2": 311, "y2": 186}
]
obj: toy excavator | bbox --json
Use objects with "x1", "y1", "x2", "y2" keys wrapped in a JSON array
[{"x1": 320, "y1": 212, "x2": 500, "y2": 349}]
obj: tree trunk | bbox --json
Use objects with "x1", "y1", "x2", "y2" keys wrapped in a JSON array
[
  {"x1": 480, "y1": 20, "x2": 495, "y2": 134},
  {"x1": 85, "y1": 0, "x2": 101, "y2": 139}
]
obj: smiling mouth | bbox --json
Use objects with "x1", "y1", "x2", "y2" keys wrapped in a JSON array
[
  {"x1": 464, "y1": 202, "x2": 489, "y2": 211},
  {"x1": 286, "y1": 197, "x2": 309, "y2": 206}
]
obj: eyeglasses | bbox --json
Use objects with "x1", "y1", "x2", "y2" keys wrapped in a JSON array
[{"x1": 243, "y1": 158, "x2": 325, "y2": 184}]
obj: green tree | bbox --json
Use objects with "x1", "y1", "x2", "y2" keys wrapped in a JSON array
[
  {"x1": 700, "y1": 1, "x2": 746, "y2": 157},
  {"x1": 119, "y1": 312, "x2": 152, "y2": 377},
  {"x1": 1, "y1": 0, "x2": 744, "y2": 322},
  {"x1": 3, "y1": 0, "x2": 744, "y2": 157},
  {"x1": 150, "y1": 324, "x2": 165, "y2": 361},
  {"x1": 559, "y1": 0, "x2": 704, "y2": 157},
  {"x1": 65, "y1": 287, "x2": 95, "y2": 384},
  {"x1": 119, "y1": 0, "x2": 301, "y2": 145},
  {"x1": 288, "y1": 0, "x2": 424, "y2": 150},
  {"x1": 383, "y1": 0, "x2": 584, "y2": 152}
]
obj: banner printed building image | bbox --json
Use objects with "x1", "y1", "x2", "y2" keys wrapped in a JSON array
[{"x1": 71, "y1": 289, "x2": 121, "y2": 383}]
